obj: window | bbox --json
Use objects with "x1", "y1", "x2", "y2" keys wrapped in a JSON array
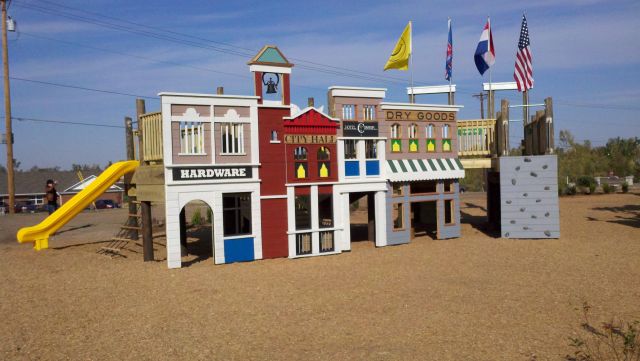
[
  {"x1": 408, "y1": 123, "x2": 418, "y2": 152},
  {"x1": 390, "y1": 123, "x2": 401, "y2": 152},
  {"x1": 442, "y1": 124, "x2": 450, "y2": 138},
  {"x1": 180, "y1": 121, "x2": 206, "y2": 154},
  {"x1": 363, "y1": 105, "x2": 376, "y2": 120},
  {"x1": 392, "y1": 203, "x2": 404, "y2": 230},
  {"x1": 318, "y1": 193, "x2": 333, "y2": 228},
  {"x1": 392, "y1": 183, "x2": 403, "y2": 197},
  {"x1": 342, "y1": 104, "x2": 355, "y2": 120},
  {"x1": 410, "y1": 181, "x2": 437, "y2": 194},
  {"x1": 221, "y1": 123, "x2": 244, "y2": 154},
  {"x1": 444, "y1": 199, "x2": 454, "y2": 225},
  {"x1": 295, "y1": 195, "x2": 311, "y2": 230},
  {"x1": 317, "y1": 146, "x2": 330, "y2": 178},
  {"x1": 426, "y1": 124, "x2": 434, "y2": 138},
  {"x1": 294, "y1": 146, "x2": 308, "y2": 179},
  {"x1": 391, "y1": 123, "x2": 401, "y2": 138},
  {"x1": 270, "y1": 130, "x2": 279, "y2": 142},
  {"x1": 426, "y1": 124, "x2": 436, "y2": 152},
  {"x1": 442, "y1": 124, "x2": 452, "y2": 152},
  {"x1": 223, "y1": 193, "x2": 252, "y2": 236},
  {"x1": 408, "y1": 123, "x2": 418, "y2": 138},
  {"x1": 344, "y1": 140, "x2": 357, "y2": 159},
  {"x1": 365, "y1": 140, "x2": 377, "y2": 159}
]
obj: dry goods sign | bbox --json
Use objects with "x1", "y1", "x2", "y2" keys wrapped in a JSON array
[
  {"x1": 385, "y1": 110, "x2": 455, "y2": 121},
  {"x1": 172, "y1": 166, "x2": 252, "y2": 181}
]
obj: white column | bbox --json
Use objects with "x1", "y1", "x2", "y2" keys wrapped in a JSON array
[
  {"x1": 341, "y1": 192, "x2": 351, "y2": 251},
  {"x1": 165, "y1": 193, "x2": 182, "y2": 269},
  {"x1": 377, "y1": 139, "x2": 386, "y2": 178},
  {"x1": 374, "y1": 190, "x2": 387, "y2": 247},
  {"x1": 287, "y1": 186, "x2": 296, "y2": 258},
  {"x1": 212, "y1": 192, "x2": 225, "y2": 264},
  {"x1": 310, "y1": 185, "x2": 319, "y2": 254},
  {"x1": 251, "y1": 189, "x2": 262, "y2": 260},
  {"x1": 332, "y1": 187, "x2": 343, "y2": 251}
]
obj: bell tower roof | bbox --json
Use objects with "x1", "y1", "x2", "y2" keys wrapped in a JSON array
[{"x1": 248, "y1": 45, "x2": 293, "y2": 67}]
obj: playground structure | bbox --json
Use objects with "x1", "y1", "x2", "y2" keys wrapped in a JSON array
[{"x1": 16, "y1": 45, "x2": 559, "y2": 266}]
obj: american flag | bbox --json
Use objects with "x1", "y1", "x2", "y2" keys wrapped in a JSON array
[
  {"x1": 513, "y1": 14, "x2": 533, "y2": 91},
  {"x1": 445, "y1": 18, "x2": 452, "y2": 81}
]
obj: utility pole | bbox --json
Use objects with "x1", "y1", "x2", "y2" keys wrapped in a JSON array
[
  {"x1": 472, "y1": 92, "x2": 485, "y2": 119},
  {"x1": 2, "y1": 0, "x2": 14, "y2": 214}
]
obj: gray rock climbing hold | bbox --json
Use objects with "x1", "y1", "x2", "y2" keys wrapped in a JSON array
[
  {"x1": 512, "y1": 179, "x2": 517, "y2": 185},
  {"x1": 531, "y1": 215, "x2": 537, "y2": 219},
  {"x1": 545, "y1": 212, "x2": 550, "y2": 217},
  {"x1": 515, "y1": 166, "x2": 521, "y2": 171},
  {"x1": 530, "y1": 172, "x2": 538, "y2": 177},
  {"x1": 544, "y1": 230, "x2": 551, "y2": 237},
  {"x1": 510, "y1": 220, "x2": 516, "y2": 224},
  {"x1": 523, "y1": 226, "x2": 530, "y2": 230},
  {"x1": 523, "y1": 193, "x2": 528, "y2": 197},
  {"x1": 524, "y1": 157, "x2": 532, "y2": 162},
  {"x1": 542, "y1": 164, "x2": 548, "y2": 169},
  {"x1": 506, "y1": 200, "x2": 512, "y2": 204},
  {"x1": 544, "y1": 186, "x2": 550, "y2": 190},
  {"x1": 520, "y1": 207, "x2": 526, "y2": 212},
  {"x1": 505, "y1": 232, "x2": 510, "y2": 237},
  {"x1": 536, "y1": 199, "x2": 541, "y2": 203}
]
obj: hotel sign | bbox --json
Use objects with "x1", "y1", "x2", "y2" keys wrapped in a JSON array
[
  {"x1": 284, "y1": 134, "x2": 336, "y2": 144},
  {"x1": 172, "y1": 166, "x2": 252, "y2": 181},
  {"x1": 385, "y1": 110, "x2": 456, "y2": 122},
  {"x1": 342, "y1": 121, "x2": 379, "y2": 137}
]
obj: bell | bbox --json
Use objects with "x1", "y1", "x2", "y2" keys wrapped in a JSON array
[{"x1": 265, "y1": 77, "x2": 278, "y2": 94}]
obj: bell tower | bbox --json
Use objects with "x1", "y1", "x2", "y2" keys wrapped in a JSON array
[{"x1": 248, "y1": 45, "x2": 293, "y2": 106}]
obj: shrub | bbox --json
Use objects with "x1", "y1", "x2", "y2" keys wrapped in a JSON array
[
  {"x1": 565, "y1": 185, "x2": 577, "y2": 196},
  {"x1": 602, "y1": 183, "x2": 612, "y2": 194},
  {"x1": 622, "y1": 182, "x2": 629, "y2": 193},
  {"x1": 191, "y1": 209, "x2": 202, "y2": 226},
  {"x1": 206, "y1": 208, "x2": 212, "y2": 224},
  {"x1": 577, "y1": 176, "x2": 597, "y2": 194},
  {"x1": 565, "y1": 302, "x2": 640, "y2": 361}
]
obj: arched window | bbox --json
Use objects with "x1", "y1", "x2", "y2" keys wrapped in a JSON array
[
  {"x1": 294, "y1": 147, "x2": 308, "y2": 179},
  {"x1": 390, "y1": 123, "x2": 401, "y2": 152},
  {"x1": 441, "y1": 124, "x2": 452, "y2": 152},
  {"x1": 408, "y1": 123, "x2": 418, "y2": 152},
  {"x1": 426, "y1": 124, "x2": 434, "y2": 139},
  {"x1": 442, "y1": 124, "x2": 450, "y2": 138},
  {"x1": 426, "y1": 124, "x2": 436, "y2": 152},
  {"x1": 391, "y1": 123, "x2": 401, "y2": 139},
  {"x1": 317, "y1": 146, "x2": 330, "y2": 178},
  {"x1": 317, "y1": 146, "x2": 330, "y2": 160}
]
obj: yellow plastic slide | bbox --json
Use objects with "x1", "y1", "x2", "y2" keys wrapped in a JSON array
[{"x1": 17, "y1": 160, "x2": 139, "y2": 251}]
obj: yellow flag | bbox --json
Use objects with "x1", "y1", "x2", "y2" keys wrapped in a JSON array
[{"x1": 384, "y1": 21, "x2": 412, "y2": 71}]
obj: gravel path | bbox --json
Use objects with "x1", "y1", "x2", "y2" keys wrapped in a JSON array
[{"x1": 1, "y1": 192, "x2": 639, "y2": 360}]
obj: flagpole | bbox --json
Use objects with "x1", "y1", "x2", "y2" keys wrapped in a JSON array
[
  {"x1": 409, "y1": 20, "x2": 414, "y2": 104},
  {"x1": 488, "y1": 16, "x2": 493, "y2": 119},
  {"x1": 448, "y1": 17, "x2": 453, "y2": 105}
]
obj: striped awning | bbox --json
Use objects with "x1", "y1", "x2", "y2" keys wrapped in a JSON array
[{"x1": 386, "y1": 158, "x2": 465, "y2": 182}]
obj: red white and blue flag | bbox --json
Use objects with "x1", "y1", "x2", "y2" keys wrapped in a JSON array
[
  {"x1": 445, "y1": 18, "x2": 453, "y2": 81},
  {"x1": 513, "y1": 14, "x2": 533, "y2": 91},
  {"x1": 474, "y1": 18, "x2": 495, "y2": 75}
]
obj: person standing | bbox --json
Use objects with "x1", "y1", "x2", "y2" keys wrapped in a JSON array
[{"x1": 45, "y1": 179, "x2": 59, "y2": 215}]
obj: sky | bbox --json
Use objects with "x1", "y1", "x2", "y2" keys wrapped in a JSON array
[{"x1": 1, "y1": 0, "x2": 639, "y2": 170}]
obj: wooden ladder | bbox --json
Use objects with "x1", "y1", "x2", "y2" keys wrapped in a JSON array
[{"x1": 97, "y1": 201, "x2": 142, "y2": 257}]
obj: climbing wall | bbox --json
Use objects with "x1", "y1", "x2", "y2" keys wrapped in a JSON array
[{"x1": 499, "y1": 155, "x2": 560, "y2": 238}]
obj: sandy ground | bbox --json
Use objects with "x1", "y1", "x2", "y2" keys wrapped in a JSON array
[{"x1": 1, "y1": 192, "x2": 639, "y2": 360}]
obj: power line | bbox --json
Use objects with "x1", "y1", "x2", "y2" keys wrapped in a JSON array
[
  {"x1": 12, "y1": 1, "x2": 640, "y2": 112},
  {"x1": 12, "y1": 115, "x2": 125, "y2": 128},
  {"x1": 9, "y1": 76, "x2": 158, "y2": 100}
]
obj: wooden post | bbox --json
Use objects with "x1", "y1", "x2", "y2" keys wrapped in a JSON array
[
  {"x1": 124, "y1": 116, "x2": 138, "y2": 240},
  {"x1": 545, "y1": 97, "x2": 554, "y2": 154},
  {"x1": 216, "y1": 87, "x2": 224, "y2": 95},
  {"x1": 500, "y1": 99, "x2": 509, "y2": 156},
  {"x1": 136, "y1": 98, "x2": 154, "y2": 261},
  {"x1": 307, "y1": 97, "x2": 314, "y2": 107},
  {"x1": 522, "y1": 90, "x2": 529, "y2": 126},
  {"x1": 448, "y1": 91, "x2": 455, "y2": 106},
  {"x1": 2, "y1": 0, "x2": 14, "y2": 214}
]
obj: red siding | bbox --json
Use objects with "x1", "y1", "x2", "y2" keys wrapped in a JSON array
[
  {"x1": 286, "y1": 143, "x2": 338, "y2": 184},
  {"x1": 283, "y1": 73, "x2": 290, "y2": 105},
  {"x1": 258, "y1": 107, "x2": 290, "y2": 195},
  {"x1": 261, "y1": 198, "x2": 288, "y2": 258}
]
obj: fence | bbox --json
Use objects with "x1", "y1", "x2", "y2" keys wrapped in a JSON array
[
  {"x1": 140, "y1": 112, "x2": 163, "y2": 162},
  {"x1": 457, "y1": 119, "x2": 496, "y2": 156}
]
